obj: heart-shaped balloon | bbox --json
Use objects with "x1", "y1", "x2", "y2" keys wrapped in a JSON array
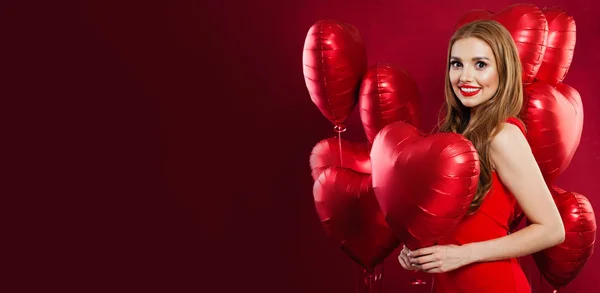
[
  {"x1": 454, "y1": 9, "x2": 493, "y2": 31},
  {"x1": 370, "y1": 121, "x2": 479, "y2": 249},
  {"x1": 531, "y1": 186, "x2": 596, "y2": 290},
  {"x1": 454, "y1": 4, "x2": 548, "y2": 84},
  {"x1": 522, "y1": 81, "x2": 584, "y2": 183},
  {"x1": 535, "y1": 7, "x2": 576, "y2": 86},
  {"x1": 358, "y1": 63, "x2": 420, "y2": 144},
  {"x1": 310, "y1": 138, "x2": 399, "y2": 272},
  {"x1": 303, "y1": 19, "x2": 367, "y2": 127}
]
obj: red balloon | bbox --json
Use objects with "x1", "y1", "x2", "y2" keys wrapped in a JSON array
[
  {"x1": 309, "y1": 137, "x2": 371, "y2": 180},
  {"x1": 535, "y1": 7, "x2": 576, "y2": 86},
  {"x1": 310, "y1": 138, "x2": 399, "y2": 272},
  {"x1": 522, "y1": 81, "x2": 584, "y2": 183},
  {"x1": 455, "y1": 4, "x2": 548, "y2": 84},
  {"x1": 358, "y1": 63, "x2": 420, "y2": 144},
  {"x1": 454, "y1": 9, "x2": 493, "y2": 31},
  {"x1": 302, "y1": 19, "x2": 367, "y2": 126},
  {"x1": 370, "y1": 121, "x2": 480, "y2": 249},
  {"x1": 531, "y1": 186, "x2": 597, "y2": 290}
]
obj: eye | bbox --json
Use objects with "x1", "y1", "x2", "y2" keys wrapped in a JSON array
[
  {"x1": 476, "y1": 61, "x2": 487, "y2": 69},
  {"x1": 450, "y1": 61, "x2": 462, "y2": 68}
]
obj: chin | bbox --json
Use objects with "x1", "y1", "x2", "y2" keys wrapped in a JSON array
[{"x1": 458, "y1": 97, "x2": 482, "y2": 108}]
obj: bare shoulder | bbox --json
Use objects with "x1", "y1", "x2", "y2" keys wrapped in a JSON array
[
  {"x1": 490, "y1": 123, "x2": 532, "y2": 170},
  {"x1": 491, "y1": 123, "x2": 529, "y2": 150}
]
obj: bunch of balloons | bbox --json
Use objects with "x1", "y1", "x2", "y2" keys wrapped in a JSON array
[
  {"x1": 303, "y1": 19, "x2": 413, "y2": 275},
  {"x1": 302, "y1": 18, "x2": 480, "y2": 277},
  {"x1": 302, "y1": 3, "x2": 596, "y2": 292}
]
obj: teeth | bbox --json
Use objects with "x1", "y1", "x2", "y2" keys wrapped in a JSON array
[{"x1": 461, "y1": 87, "x2": 480, "y2": 92}]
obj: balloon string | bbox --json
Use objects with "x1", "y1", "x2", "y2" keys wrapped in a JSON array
[
  {"x1": 338, "y1": 132, "x2": 343, "y2": 168},
  {"x1": 363, "y1": 269, "x2": 367, "y2": 293},
  {"x1": 364, "y1": 269, "x2": 371, "y2": 293},
  {"x1": 430, "y1": 275, "x2": 435, "y2": 292},
  {"x1": 354, "y1": 266, "x2": 359, "y2": 293},
  {"x1": 380, "y1": 263, "x2": 384, "y2": 293},
  {"x1": 334, "y1": 124, "x2": 346, "y2": 168}
]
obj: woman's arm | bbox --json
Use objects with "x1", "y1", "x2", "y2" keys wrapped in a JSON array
[
  {"x1": 408, "y1": 123, "x2": 565, "y2": 272},
  {"x1": 466, "y1": 123, "x2": 565, "y2": 262}
]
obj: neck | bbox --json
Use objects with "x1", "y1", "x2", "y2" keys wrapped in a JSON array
[
  {"x1": 467, "y1": 108, "x2": 477, "y2": 128},
  {"x1": 469, "y1": 105, "x2": 479, "y2": 118}
]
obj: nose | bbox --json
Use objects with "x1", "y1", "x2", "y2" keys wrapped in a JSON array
[{"x1": 459, "y1": 65, "x2": 475, "y2": 83}]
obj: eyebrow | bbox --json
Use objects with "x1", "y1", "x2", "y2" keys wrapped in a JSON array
[{"x1": 450, "y1": 56, "x2": 491, "y2": 61}]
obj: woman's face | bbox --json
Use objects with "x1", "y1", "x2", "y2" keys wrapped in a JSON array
[{"x1": 449, "y1": 37, "x2": 499, "y2": 109}]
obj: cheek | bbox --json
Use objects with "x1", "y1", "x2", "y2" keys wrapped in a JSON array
[
  {"x1": 449, "y1": 70, "x2": 460, "y2": 85},
  {"x1": 478, "y1": 70, "x2": 499, "y2": 89}
]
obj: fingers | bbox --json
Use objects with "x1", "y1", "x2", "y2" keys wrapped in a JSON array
[
  {"x1": 398, "y1": 245, "x2": 418, "y2": 271},
  {"x1": 401, "y1": 245, "x2": 411, "y2": 259},
  {"x1": 402, "y1": 245, "x2": 410, "y2": 254},
  {"x1": 410, "y1": 245, "x2": 438, "y2": 257},
  {"x1": 413, "y1": 260, "x2": 441, "y2": 271},
  {"x1": 410, "y1": 254, "x2": 439, "y2": 265},
  {"x1": 398, "y1": 253, "x2": 411, "y2": 270}
]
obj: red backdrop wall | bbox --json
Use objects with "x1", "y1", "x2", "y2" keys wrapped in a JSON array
[{"x1": 4, "y1": 0, "x2": 598, "y2": 292}]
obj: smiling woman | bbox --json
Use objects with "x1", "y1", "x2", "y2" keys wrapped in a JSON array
[{"x1": 396, "y1": 20, "x2": 565, "y2": 293}]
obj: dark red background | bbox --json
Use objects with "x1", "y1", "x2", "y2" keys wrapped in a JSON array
[{"x1": 4, "y1": 0, "x2": 598, "y2": 292}]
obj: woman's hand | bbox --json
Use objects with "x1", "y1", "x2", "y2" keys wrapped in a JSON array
[
  {"x1": 397, "y1": 245, "x2": 421, "y2": 271},
  {"x1": 408, "y1": 244, "x2": 476, "y2": 273}
]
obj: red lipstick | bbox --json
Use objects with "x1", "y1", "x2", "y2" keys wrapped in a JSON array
[{"x1": 458, "y1": 85, "x2": 481, "y2": 97}]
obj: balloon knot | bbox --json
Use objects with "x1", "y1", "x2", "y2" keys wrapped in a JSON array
[{"x1": 334, "y1": 124, "x2": 347, "y2": 133}]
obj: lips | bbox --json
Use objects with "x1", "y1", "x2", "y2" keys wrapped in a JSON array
[{"x1": 459, "y1": 86, "x2": 481, "y2": 97}]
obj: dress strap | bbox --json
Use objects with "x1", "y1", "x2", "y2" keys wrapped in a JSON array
[{"x1": 505, "y1": 117, "x2": 526, "y2": 136}]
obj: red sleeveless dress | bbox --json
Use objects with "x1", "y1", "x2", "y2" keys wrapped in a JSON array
[{"x1": 433, "y1": 117, "x2": 530, "y2": 293}]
